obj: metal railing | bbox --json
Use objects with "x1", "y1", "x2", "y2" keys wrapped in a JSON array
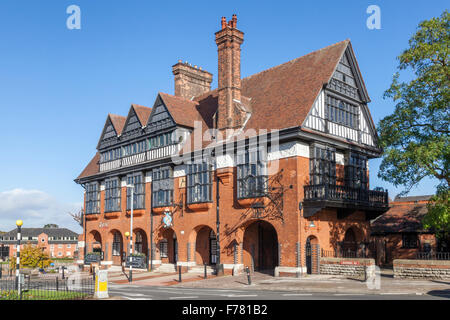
[
  {"x1": 416, "y1": 252, "x2": 450, "y2": 260},
  {"x1": 304, "y1": 184, "x2": 389, "y2": 207},
  {"x1": 321, "y1": 248, "x2": 374, "y2": 259},
  {"x1": 0, "y1": 273, "x2": 94, "y2": 300}
]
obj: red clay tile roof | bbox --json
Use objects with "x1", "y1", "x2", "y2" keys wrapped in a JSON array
[
  {"x1": 109, "y1": 114, "x2": 126, "y2": 135},
  {"x1": 132, "y1": 104, "x2": 152, "y2": 126},
  {"x1": 77, "y1": 40, "x2": 353, "y2": 179},
  {"x1": 159, "y1": 92, "x2": 200, "y2": 128},
  {"x1": 76, "y1": 152, "x2": 100, "y2": 180},
  {"x1": 371, "y1": 201, "x2": 430, "y2": 234}
]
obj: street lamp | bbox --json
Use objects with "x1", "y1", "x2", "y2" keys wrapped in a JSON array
[
  {"x1": 126, "y1": 184, "x2": 134, "y2": 283},
  {"x1": 15, "y1": 220, "x2": 23, "y2": 294}
]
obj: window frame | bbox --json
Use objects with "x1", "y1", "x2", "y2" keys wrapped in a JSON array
[
  {"x1": 325, "y1": 95, "x2": 359, "y2": 129},
  {"x1": 309, "y1": 144, "x2": 336, "y2": 186},
  {"x1": 152, "y1": 166, "x2": 174, "y2": 208},
  {"x1": 104, "y1": 177, "x2": 121, "y2": 213},
  {"x1": 402, "y1": 233, "x2": 419, "y2": 249},
  {"x1": 85, "y1": 182, "x2": 100, "y2": 214},
  {"x1": 345, "y1": 152, "x2": 368, "y2": 190},
  {"x1": 126, "y1": 172, "x2": 145, "y2": 210},
  {"x1": 236, "y1": 148, "x2": 268, "y2": 199},
  {"x1": 186, "y1": 162, "x2": 212, "y2": 204}
]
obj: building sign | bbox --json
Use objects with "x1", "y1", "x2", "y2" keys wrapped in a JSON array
[
  {"x1": 340, "y1": 260, "x2": 360, "y2": 265},
  {"x1": 125, "y1": 255, "x2": 147, "y2": 269},
  {"x1": 85, "y1": 253, "x2": 101, "y2": 264},
  {"x1": 99, "y1": 222, "x2": 109, "y2": 228},
  {"x1": 162, "y1": 210, "x2": 173, "y2": 228}
]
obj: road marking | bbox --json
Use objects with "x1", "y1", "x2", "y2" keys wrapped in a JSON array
[
  {"x1": 282, "y1": 293, "x2": 313, "y2": 296},
  {"x1": 223, "y1": 294, "x2": 258, "y2": 297},
  {"x1": 379, "y1": 293, "x2": 410, "y2": 295},
  {"x1": 124, "y1": 297, "x2": 152, "y2": 300},
  {"x1": 334, "y1": 294, "x2": 364, "y2": 296},
  {"x1": 169, "y1": 296, "x2": 199, "y2": 299}
]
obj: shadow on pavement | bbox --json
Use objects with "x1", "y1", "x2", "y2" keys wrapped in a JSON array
[{"x1": 426, "y1": 289, "x2": 450, "y2": 299}]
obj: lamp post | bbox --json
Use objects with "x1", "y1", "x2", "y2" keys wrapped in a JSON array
[
  {"x1": 126, "y1": 184, "x2": 135, "y2": 283},
  {"x1": 15, "y1": 220, "x2": 23, "y2": 293}
]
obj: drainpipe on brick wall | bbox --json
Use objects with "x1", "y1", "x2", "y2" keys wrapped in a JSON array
[
  {"x1": 150, "y1": 184, "x2": 154, "y2": 272},
  {"x1": 216, "y1": 172, "x2": 221, "y2": 265}
]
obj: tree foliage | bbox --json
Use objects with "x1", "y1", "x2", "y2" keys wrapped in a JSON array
[
  {"x1": 378, "y1": 10, "x2": 449, "y2": 237},
  {"x1": 10, "y1": 244, "x2": 53, "y2": 270}
]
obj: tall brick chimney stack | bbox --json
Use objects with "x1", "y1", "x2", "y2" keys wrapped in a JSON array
[
  {"x1": 172, "y1": 60, "x2": 213, "y2": 99},
  {"x1": 215, "y1": 14, "x2": 244, "y2": 130}
]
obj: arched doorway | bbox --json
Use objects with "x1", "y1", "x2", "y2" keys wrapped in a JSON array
[
  {"x1": 306, "y1": 236, "x2": 319, "y2": 274},
  {"x1": 243, "y1": 220, "x2": 278, "y2": 274},
  {"x1": 159, "y1": 228, "x2": 177, "y2": 264},
  {"x1": 195, "y1": 226, "x2": 217, "y2": 265}
]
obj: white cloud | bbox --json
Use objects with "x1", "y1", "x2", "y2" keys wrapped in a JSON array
[{"x1": 0, "y1": 189, "x2": 83, "y2": 233}]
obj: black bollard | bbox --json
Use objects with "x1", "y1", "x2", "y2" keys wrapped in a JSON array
[
  {"x1": 62, "y1": 266, "x2": 65, "y2": 280},
  {"x1": 178, "y1": 265, "x2": 182, "y2": 282},
  {"x1": 246, "y1": 266, "x2": 251, "y2": 285},
  {"x1": 204, "y1": 264, "x2": 207, "y2": 279}
]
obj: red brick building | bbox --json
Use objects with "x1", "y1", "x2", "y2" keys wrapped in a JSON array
[
  {"x1": 75, "y1": 15, "x2": 389, "y2": 276},
  {"x1": 371, "y1": 195, "x2": 438, "y2": 265},
  {"x1": 0, "y1": 227, "x2": 79, "y2": 260}
]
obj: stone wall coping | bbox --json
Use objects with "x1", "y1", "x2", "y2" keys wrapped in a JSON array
[
  {"x1": 394, "y1": 259, "x2": 450, "y2": 266},
  {"x1": 320, "y1": 257, "x2": 375, "y2": 264}
]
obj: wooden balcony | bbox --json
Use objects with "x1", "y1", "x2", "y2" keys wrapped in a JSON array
[{"x1": 303, "y1": 184, "x2": 389, "y2": 219}]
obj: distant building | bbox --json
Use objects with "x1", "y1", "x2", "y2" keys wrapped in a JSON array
[
  {"x1": 370, "y1": 195, "x2": 437, "y2": 265},
  {"x1": 0, "y1": 227, "x2": 79, "y2": 259}
]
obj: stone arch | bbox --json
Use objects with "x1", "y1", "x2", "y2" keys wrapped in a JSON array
[{"x1": 243, "y1": 220, "x2": 278, "y2": 275}]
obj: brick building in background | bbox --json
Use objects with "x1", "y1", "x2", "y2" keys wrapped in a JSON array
[
  {"x1": 0, "y1": 227, "x2": 79, "y2": 260},
  {"x1": 371, "y1": 195, "x2": 439, "y2": 266},
  {"x1": 75, "y1": 15, "x2": 389, "y2": 276}
]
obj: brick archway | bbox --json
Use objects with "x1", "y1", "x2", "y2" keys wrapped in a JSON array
[
  {"x1": 194, "y1": 226, "x2": 217, "y2": 265},
  {"x1": 88, "y1": 230, "x2": 102, "y2": 253},
  {"x1": 109, "y1": 229, "x2": 123, "y2": 265},
  {"x1": 243, "y1": 220, "x2": 278, "y2": 275}
]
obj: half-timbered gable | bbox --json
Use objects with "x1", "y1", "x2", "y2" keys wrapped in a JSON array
[
  {"x1": 96, "y1": 114, "x2": 126, "y2": 150},
  {"x1": 146, "y1": 94, "x2": 177, "y2": 134},
  {"x1": 120, "y1": 105, "x2": 146, "y2": 141}
]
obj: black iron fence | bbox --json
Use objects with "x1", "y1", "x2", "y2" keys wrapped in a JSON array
[
  {"x1": 321, "y1": 248, "x2": 375, "y2": 259},
  {"x1": 416, "y1": 252, "x2": 450, "y2": 260},
  {"x1": 0, "y1": 273, "x2": 94, "y2": 300}
]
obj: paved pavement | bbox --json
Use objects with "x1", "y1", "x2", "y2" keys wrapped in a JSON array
[{"x1": 104, "y1": 268, "x2": 450, "y2": 300}]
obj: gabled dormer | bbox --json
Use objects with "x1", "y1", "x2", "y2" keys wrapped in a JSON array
[
  {"x1": 302, "y1": 41, "x2": 379, "y2": 150},
  {"x1": 96, "y1": 114, "x2": 126, "y2": 150},
  {"x1": 146, "y1": 94, "x2": 177, "y2": 134},
  {"x1": 120, "y1": 104, "x2": 152, "y2": 141}
]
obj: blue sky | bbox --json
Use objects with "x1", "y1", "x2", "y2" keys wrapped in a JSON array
[{"x1": 0, "y1": 0, "x2": 447, "y2": 232}]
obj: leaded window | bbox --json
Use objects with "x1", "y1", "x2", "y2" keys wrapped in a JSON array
[
  {"x1": 345, "y1": 152, "x2": 368, "y2": 189},
  {"x1": 148, "y1": 131, "x2": 174, "y2": 150},
  {"x1": 152, "y1": 166, "x2": 173, "y2": 208},
  {"x1": 159, "y1": 239, "x2": 168, "y2": 258},
  {"x1": 237, "y1": 148, "x2": 267, "y2": 199},
  {"x1": 105, "y1": 178, "x2": 121, "y2": 212},
  {"x1": 126, "y1": 172, "x2": 145, "y2": 210},
  {"x1": 187, "y1": 162, "x2": 212, "y2": 204},
  {"x1": 326, "y1": 95, "x2": 359, "y2": 129},
  {"x1": 123, "y1": 140, "x2": 147, "y2": 157},
  {"x1": 112, "y1": 232, "x2": 121, "y2": 256},
  {"x1": 310, "y1": 145, "x2": 336, "y2": 185},
  {"x1": 85, "y1": 182, "x2": 100, "y2": 214},
  {"x1": 100, "y1": 147, "x2": 122, "y2": 163}
]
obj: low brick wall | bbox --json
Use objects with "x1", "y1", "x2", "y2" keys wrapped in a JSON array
[
  {"x1": 393, "y1": 259, "x2": 450, "y2": 279},
  {"x1": 320, "y1": 257, "x2": 375, "y2": 278}
]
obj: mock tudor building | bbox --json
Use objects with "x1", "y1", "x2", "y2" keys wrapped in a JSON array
[
  {"x1": 0, "y1": 227, "x2": 79, "y2": 259},
  {"x1": 75, "y1": 15, "x2": 389, "y2": 276}
]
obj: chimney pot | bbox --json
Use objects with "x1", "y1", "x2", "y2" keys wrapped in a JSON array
[{"x1": 221, "y1": 17, "x2": 227, "y2": 29}]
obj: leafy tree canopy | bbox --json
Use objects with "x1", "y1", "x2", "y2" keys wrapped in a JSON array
[{"x1": 378, "y1": 10, "x2": 449, "y2": 238}]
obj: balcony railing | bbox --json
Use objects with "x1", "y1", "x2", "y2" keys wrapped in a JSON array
[
  {"x1": 99, "y1": 144, "x2": 182, "y2": 172},
  {"x1": 304, "y1": 184, "x2": 389, "y2": 208}
]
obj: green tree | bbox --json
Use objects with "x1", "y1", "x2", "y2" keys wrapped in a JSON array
[
  {"x1": 378, "y1": 10, "x2": 449, "y2": 237},
  {"x1": 10, "y1": 244, "x2": 53, "y2": 269}
]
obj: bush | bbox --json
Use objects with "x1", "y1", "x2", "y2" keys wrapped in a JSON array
[{"x1": 9, "y1": 244, "x2": 53, "y2": 270}]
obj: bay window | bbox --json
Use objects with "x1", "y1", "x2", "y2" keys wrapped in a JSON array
[
  {"x1": 105, "y1": 177, "x2": 121, "y2": 212},
  {"x1": 152, "y1": 166, "x2": 174, "y2": 207},
  {"x1": 187, "y1": 162, "x2": 212, "y2": 204},
  {"x1": 237, "y1": 148, "x2": 267, "y2": 199}
]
